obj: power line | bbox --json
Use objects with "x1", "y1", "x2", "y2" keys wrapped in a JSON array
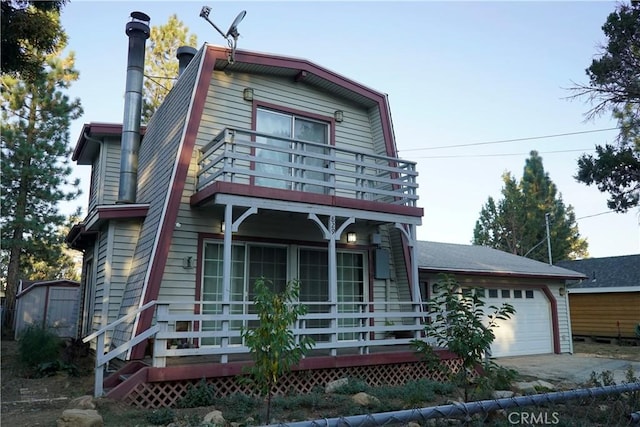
[
  {"x1": 400, "y1": 127, "x2": 618, "y2": 152},
  {"x1": 576, "y1": 211, "x2": 616, "y2": 220},
  {"x1": 414, "y1": 148, "x2": 593, "y2": 159}
]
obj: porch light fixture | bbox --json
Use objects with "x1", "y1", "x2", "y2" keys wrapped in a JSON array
[
  {"x1": 221, "y1": 221, "x2": 226, "y2": 233},
  {"x1": 243, "y1": 88, "x2": 254, "y2": 101},
  {"x1": 559, "y1": 287, "x2": 566, "y2": 296},
  {"x1": 334, "y1": 110, "x2": 344, "y2": 122},
  {"x1": 347, "y1": 232, "x2": 357, "y2": 243}
]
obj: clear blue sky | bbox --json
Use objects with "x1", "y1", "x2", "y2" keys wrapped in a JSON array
[{"x1": 60, "y1": 1, "x2": 639, "y2": 258}]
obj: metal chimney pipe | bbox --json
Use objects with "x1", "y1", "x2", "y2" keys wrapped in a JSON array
[
  {"x1": 118, "y1": 11, "x2": 150, "y2": 204},
  {"x1": 176, "y1": 46, "x2": 197, "y2": 76}
]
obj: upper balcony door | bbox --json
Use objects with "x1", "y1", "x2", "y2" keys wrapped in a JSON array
[{"x1": 255, "y1": 108, "x2": 329, "y2": 194}]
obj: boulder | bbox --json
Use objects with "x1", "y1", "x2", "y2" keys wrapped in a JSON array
[
  {"x1": 533, "y1": 380, "x2": 556, "y2": 391},
  {"x1": 203, "y1": 410, "x2": 226, "y2": 425},
  {"x1": 325, "y1": 378, "x2": 349, "y2": 393},
  {"x1": 57, "y1": 409, "x2": 103, "y2": 427},
  {"x1": 351, "y1": 392, "x2": 380, "y2": 407},
  {"x1": 492, "y1": 390, "x2": 515, "y2": 399},
  {"x1": 513, "y1": 381, "x2": 537, "y2": 395}
]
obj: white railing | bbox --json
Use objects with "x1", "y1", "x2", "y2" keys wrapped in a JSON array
[
  {"x1": 150, "y1": 300, "x2": 430, "y2": 368},
  {"x1": 83, "y1": 300, "x2": 432, "y2": 396},
  {"x1": 196, "y1": 128, "x2": 419, "y2": 207},
  {"x1": 82, "y1": 300, "x2": 158, "y2": 397}
]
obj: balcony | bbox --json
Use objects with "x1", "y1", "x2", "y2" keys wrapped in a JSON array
[{"x1": 194, "y1": 128, "x2": 420, "y2": 215}]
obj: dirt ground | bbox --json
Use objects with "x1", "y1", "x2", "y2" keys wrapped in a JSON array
[
  {"x1": 572, "y1": 339, "x2": 640, "y2": 361},
  {"x1": 1, "y1": 338, "x2": 639, "y2": 427}
]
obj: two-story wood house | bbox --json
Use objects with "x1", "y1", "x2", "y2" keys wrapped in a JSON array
[
  {"x1": 67, "y1": 12, "x2": 586, "y2": 408},
  {"x1": 66, "y1": 12, "x2": 441, "y2": 407}
]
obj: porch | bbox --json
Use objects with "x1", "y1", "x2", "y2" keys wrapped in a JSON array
[{"x1": 85, "y1": 299, "x2": 458, "y2": 406}]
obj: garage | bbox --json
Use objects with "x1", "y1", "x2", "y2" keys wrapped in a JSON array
[
  {"x1": 417, "y1": 241, "x2": 586, "y2": 357},
  {"x1": 486, "y1": 288, "x2": 553, "y2": 357}
]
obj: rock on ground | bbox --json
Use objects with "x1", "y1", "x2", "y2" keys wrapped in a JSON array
[
  {"x1": 203, "y1": 409, "x2": 226, "y2": 425},
  {"x1": 56, "y1": 409, "x2": 103, "y2": 427},
  {"x1": 351, "y1": 392, "x2": 380, "y2": 407},
  {"x1": 325, "y1": 378, "x2": 349, "y2": 393}
]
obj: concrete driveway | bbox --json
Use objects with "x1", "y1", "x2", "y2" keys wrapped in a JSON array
[{"x1": 494, "y1": 353, "x2": 640, "y2": 386}]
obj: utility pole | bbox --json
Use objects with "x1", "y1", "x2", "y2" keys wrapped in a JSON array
[{"x1": 545, "y1": 213, "x2": 552, "y2": 265}]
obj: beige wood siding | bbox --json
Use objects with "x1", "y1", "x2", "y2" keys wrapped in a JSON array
[
  {"x1": 160, "y1": 65, "x2": 400, "y2": 302},
  {"x1": 101, "y1": 138, "x2": 121, "y2": 205},
  {"x1": 569, "y1": 292, "x2": 640, "y2": 338},
  {"x1": 107, "y1": 220, "x2": 142, "y2": 324},
  {"x1": 199, "y1": 71, "x2": 379, "y2": 156},
  {"x1": 89, "y1": 152, "x2": 100, "y2": 212},
  {"x1": 112, "y1": 47, "x2": 204, "y2": 347},
  {"x1": 93, "y1": 226, "x2": 109, "y2": 332}
]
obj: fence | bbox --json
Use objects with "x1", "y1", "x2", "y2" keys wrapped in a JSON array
[{"x1": 261, "y1": 382, "x2": 640, "y2": 427}]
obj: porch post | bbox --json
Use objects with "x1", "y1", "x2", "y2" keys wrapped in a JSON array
[
  {"x1": 328, "y1": 217, "x2": 338, "y2": 356},
  {"x1": 308, "y1": 214, "x2": 355, "y2": 356},
  {"x1": 221, "y1": 203, "x2": 233, "y2": 363}
]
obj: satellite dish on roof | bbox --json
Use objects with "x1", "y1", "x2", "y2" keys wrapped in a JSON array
[
  {"x1": 226, "y1": 10, "x2": 246, "y2": 39},
  {"x1": 199, "y1": 6, "x2": 247, "y2": 64}
]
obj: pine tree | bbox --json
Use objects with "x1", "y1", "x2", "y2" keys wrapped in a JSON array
[
  {"x1": 473, "y1": 151, "x2": 588, "y2": 262},
  {"x1": 142, "y1": 14, "x2": 198, "y2": 122},
  {"x1": 1, "y1": 0, "x2": 67, "y2": 79},
  {"x1": 570, "y1": 2, "x2": 640, "y2": 211},
  {"x1": 1, "y1": 44, "x2": 82, "y2": 330}
]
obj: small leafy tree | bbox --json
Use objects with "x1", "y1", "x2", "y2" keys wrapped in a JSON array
[
  {"x1": 412, "y1": 274, "x2": 515, "y2": 401},
  {"x1": 241, "y1": 277, "x2": 315, "y2": 423}
]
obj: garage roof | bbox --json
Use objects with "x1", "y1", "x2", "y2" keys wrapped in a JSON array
[
  {"x1": 416, "y1": 241, "x2": 586, "y2": 280},
  {"x1": 556, "y1": 254, "x2": 640, "y2": 290}
]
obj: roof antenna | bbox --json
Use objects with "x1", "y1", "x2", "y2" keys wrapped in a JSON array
[{"x1": 199, "y1": 6, "x2": 246, "y2": 64}]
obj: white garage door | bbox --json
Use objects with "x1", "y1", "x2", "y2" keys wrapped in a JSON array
[{"x1": 486, "y1": 288, "x2": 553, "y2": 358}]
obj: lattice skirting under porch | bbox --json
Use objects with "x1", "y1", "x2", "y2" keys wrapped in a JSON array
[{"x1": 123, "y1": 358, "x2": 463, "y2": 408}]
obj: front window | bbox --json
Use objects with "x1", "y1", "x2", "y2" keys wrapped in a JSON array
[
  {"x1": 201, "y1": 241, "x2": 365, "y2": 345},
  {"x1": 255, "y1": 108, "x2": 329, "y2": 193}
]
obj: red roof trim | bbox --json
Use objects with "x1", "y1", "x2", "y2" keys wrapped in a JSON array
[
  {"x1": 211, "y1": 45, "x2": 398, "y2": 158},
  {"x1": 72, "y1": 122, "x2": 147, "y2": 161},
  {"x1": 130, "y1": 47, "x2": 218, "y2": 359},
  {"x1": 191, "y1": 181, "x2": 423, "y2": 217},
  {"x1": 94, "y1": 204, "x2": 149, "y2": 221}
]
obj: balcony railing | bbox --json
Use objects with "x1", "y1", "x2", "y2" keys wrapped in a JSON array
[{"x1": 197, "y1": 128, "x2": 419, "y2": 207}]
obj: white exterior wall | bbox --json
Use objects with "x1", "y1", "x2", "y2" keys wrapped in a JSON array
[{"x1": 421, "y1": 273, "x2": 572, "y2": 356}]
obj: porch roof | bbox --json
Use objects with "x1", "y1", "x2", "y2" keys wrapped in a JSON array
[{"x1": 416, "y1": 241, "x2": 586, "y2": 280}]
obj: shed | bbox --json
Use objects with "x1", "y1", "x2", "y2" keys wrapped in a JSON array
[
  {"x1": 14, "y1": 279, "x2": 81, "y2": 339},
  {"x1": 557, "y1": 255, "x2": 640, "y2": 340}
]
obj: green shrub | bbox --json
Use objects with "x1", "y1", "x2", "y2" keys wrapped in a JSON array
[
  {"x1": 17, "y1": 325, "x2": 62, "y2": 372},
  {"x1": 218, "y1": 393, "x2": 260, "y2": 421},
  {"x1": 332, "y1": 378, "x2": 369, "y2": 395},
  {"x1": 177, "y1": 378, "x2": 216, "y2": 408},
  {"x1": 145, "y1": 407, "x2": 175, "y2": 425}
]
